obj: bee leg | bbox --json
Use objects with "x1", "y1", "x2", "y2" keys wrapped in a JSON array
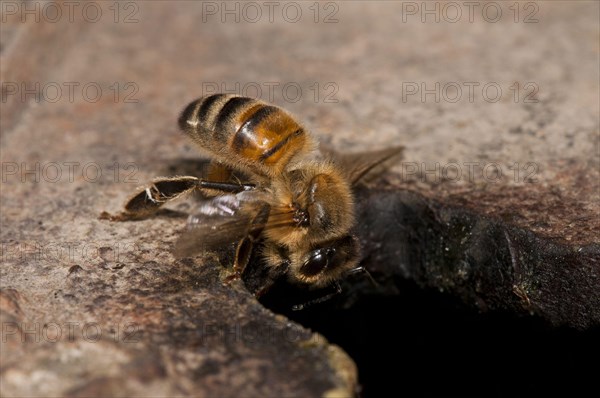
[
  {"x1": 345, "y1": 266, "x2": 379, "y2": 287},
  {"x1": 100, "y1": 177, "x2": 256, "y2": 222},
  {"x1": 224, "y1": 203, "x2": 271, "y2": 284},
  {"x1": 100, "y1": 176, "x2": 201, "y2": 221},
  {"x1": 254, "y1": 279, "x2": 276, "y2": 299},
  {"x1": 253, "y1": 260, "x2": 290, "y2": 299},
  {"x1": 206, "y1": 161, "x2": 233, "y2": 182},
  {"x1": 197, "y1": 180, "x2": 255, "y2": 193},
  {"x1": 292, "y1": 281, "x2": 343, "y2": 311}
]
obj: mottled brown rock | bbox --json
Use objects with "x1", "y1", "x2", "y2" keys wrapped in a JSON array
[
  {"x1": 1, "y1": 1, "x2": 598, "y2": 396},
  {"x1": 352, "y1": 186, "x2": 600, "y2": 330}
]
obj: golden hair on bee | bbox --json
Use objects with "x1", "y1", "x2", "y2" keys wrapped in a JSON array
[
  {"x1": 264, "y1": 160, "x2": 355, "y2": 248},
  {"x1": 178, "y1": 94, "x2": 316, "y2": 179},
  {"x1": 103, "y1": 93, "x2": 403, "y2": 306}
]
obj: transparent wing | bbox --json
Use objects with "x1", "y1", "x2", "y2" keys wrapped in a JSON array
[
  {"x1": 173, "y1": 193, "x2": 296, "y2": 258},
  {"x1": 173, "y1": 194, "x2": 253, "y2": 257},
  {"x1": 320, "y1": 144, "x2": 404, "y2": 185},
  {"x1": 174, "y1": 218, "x2": 252, "y2": 258}
]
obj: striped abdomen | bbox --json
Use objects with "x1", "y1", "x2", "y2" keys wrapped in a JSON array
[{"x1": 178, "y1": 94, "x2": 310, "y2": 177}]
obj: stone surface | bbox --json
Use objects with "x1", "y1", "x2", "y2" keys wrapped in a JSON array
[
  {"x1": 352, "y1": 187, "x2": 599, "y2": 330},
  {"x1": 1, "y1": 1, "x2": 598, "y2": 396}
]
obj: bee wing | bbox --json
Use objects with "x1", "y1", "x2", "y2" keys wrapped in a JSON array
[
  {"x1": 173, "y1": 195, "x2": 255, "y2": 257},
  {"x1": 173, "y1": 217, "x2": 252, "y2": 258},
  {"x1": 321, "y1": 144, "x2": 404, "y2": 185},
  {"x1": 173, "y1": 194, "x2": 296, "y2": 258}
]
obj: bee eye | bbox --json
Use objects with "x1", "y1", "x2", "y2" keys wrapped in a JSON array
[{"x1": 300, "y1": 248, "x2": 334, "y2": 277}]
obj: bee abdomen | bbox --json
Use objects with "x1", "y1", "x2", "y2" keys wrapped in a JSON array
[
  {"x1": 179, "y1": 94, "x2": 310, "y2": 175},
  {"x1": 178, "y1": 94, "x2": 241, "y2": 138}
]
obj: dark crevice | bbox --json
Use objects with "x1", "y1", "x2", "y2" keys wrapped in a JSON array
[
  {"x1": 252, "y1": 186, "x2": 600, "y2": 397},
  {"x1": 166, "y1": 158, "x2": 599, "y2": 395},
  {"x1": 260, "y1": 277, "x2": 599, "y2": 397}
]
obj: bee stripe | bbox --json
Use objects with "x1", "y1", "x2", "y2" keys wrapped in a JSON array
[
  {"x1": 232, "y1": 105, "x2": 278, "y2": 152},
  {"x1": 214, "y1": 96, "x2": 255, "y2": 134},
  {"x1": 178, "y1": 99, "x2": 202, "y2": 130},
  {"x1": 198, "y1": 94, "x2": 229, "y2": 127},
  {"x1": 178, "y1": 94, "x2": 227, "y2": 132},
  {"x1": 243, "y1": 105, "x2": 278, "y2": 131},
  {"x1": 258, "y1": 128, "x2": 303, "y2": 162}
]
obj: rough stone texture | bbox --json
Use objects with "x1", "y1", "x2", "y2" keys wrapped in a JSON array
[
  {"x1": 1, "y1": 1, "x2": 599, "y2": 396},
  {"x1": 353, "y1": 187, "x2": 599, "y2": 330}
]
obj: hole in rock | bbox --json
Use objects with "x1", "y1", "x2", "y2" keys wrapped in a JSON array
[{"x1": 259, "y1": 276, "x2": 598, "y2": 397}]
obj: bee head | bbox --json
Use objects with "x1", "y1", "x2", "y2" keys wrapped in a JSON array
[{"x1": 294, "y1": 235, "x2": 361, "y2": 287}]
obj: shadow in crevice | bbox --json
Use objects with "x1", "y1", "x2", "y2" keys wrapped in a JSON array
[
  {"x1": 261, "y1": 275, "x2": 599, "y2": 398},
  {"x1": 256, "y1": 185, "x2": 600, "y2": 397}
]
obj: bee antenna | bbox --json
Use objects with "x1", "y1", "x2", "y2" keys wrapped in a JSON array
[
  {"x1": 345, "y1": 266, "x2": 378, "y2": 287},
  {"x1": 292, "y1": 281, "x2": 342, "y2": 311}
]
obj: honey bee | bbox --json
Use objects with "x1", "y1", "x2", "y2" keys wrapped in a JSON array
[{"x1": 103, "y1": 94, "x2": 402, "y2": 302}]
